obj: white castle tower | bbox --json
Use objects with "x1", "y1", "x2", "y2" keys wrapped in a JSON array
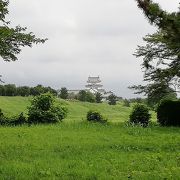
[{"x1": 85, "y1": 76, "x2": 106, "y2": 94}]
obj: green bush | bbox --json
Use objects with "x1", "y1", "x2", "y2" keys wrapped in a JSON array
[
  {"x1": 9, "y1": 113, "x2": 27, "y2": 126},
  {"x1": 86, "y1": 110, "x2": 107, "y2": 123},
  {"x1": 129, "y1": 104, "x2": 151, "y2": 127},
  {"x1": 0, "y1": 110, "x2": 27, "y2": 126},
  {"x1": 28, "y1": 93, "x2": 68, "y2": 124},
  {"x1": 157, "y1": 100, "x2": 180, "y2": 126}
]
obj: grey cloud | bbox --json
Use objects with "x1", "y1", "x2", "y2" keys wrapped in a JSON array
[{"x1": 1, "y1": 0, "x2": 179, "y2": 98}]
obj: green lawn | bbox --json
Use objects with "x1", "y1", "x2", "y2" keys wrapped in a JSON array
[{"x1": 0, "y1": 96, "x2": 179, "y2": 179}]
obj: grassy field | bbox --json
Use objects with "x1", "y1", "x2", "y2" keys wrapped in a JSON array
[
  {"x1": 0, "y1": 96, "x2": 134, "y2": 122},
  {"x1": 0, "y1": 96, "x2": 180, "y2": 179}
]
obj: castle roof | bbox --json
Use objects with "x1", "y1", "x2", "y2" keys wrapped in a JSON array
[{"x1": 87, "y1": 76, "x2": 101, "y2": 83}]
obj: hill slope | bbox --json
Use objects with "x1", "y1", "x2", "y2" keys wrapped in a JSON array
[{"x1": 0, "y1": 96, "x2": 133, "y2": 122}]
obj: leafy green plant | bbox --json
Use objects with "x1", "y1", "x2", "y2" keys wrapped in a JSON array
[
  {"x1": 28, "y1": 93, "x2": 68, "y2": 124},
  {"x1": 129, "y1": 104, "x2": 151, "y2": 127},
  {"x1": 0, "y1": 109, "x2": 27, "y2": 126},
  {"x1": 9, "y1": 113, "x2": 27, "y2": 126},
  {"x1": 86, "y1": 110, "x2": 107, "y2": 123}
]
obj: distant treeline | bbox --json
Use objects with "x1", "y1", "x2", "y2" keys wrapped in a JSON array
[{"x1": 0, "y1": 84, "x2": 57, "y2": 96}]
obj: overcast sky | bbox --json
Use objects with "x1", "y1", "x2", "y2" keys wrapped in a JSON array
[{"x1": 0, "y1": 0, "x2": 179, "y2": 98}]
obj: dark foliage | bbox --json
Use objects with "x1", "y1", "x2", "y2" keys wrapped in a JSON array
[
  {"x1": 123, "y1": 99, "x2": 130, "y2": 107},
  {"x1": 0, "y1": 84, "x2": 57, "y2": 96},
  {"x1": 85, "y1": 92, "x2": 96, "y2": 103},
  {"x1": 4, "y1": 84, "x2": 16, "y2": 96},
  {"x1": 157, "y1": 100, "x2": 180, "y2": 126},
  {"x1": 78, "y1": 90, "x2": 87, "y2": 102},
  {"x1": 77, "y1": 90, "x2": 95, "y2": 103},
  {"x1": 95, "y1": 92, "x2": 103, "y2": 103},
  {"x1": 87, "y1": 110, "x2": 107, "y2": 123},
  {"x1": 0, "y1": 111, "x2": 27, "y2": 126},
  {"x1": 107, "y1": 94, "x2": 117, "y2": 105},
  {"x1": 129, "y1": 104, "x2": 151, "y2": 126},
  {"x1": 8, "y1": 113, "x2": 27, "y2": 126},
  {"x1": 0, "y1": 108, "x2": 6, "y2": 125},
  {"x1": 59, "y1": 87, "x2": 68, "y2": 99}
]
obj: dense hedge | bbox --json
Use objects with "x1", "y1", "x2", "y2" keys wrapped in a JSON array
[{"x1": 157, "y1": 100, "x2": 180, "y2": 126}]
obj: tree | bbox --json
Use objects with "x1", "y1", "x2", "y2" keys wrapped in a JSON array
[
  {"x1": 130, "y1": 82, "x2": 177, "y2": 108},
  {"x1": 4, "y1": 84, "x2": 16, "y2": 96},
  {"x1": 0, "y1": 0, "x2": 46, "y2": 62},
  {"x1": 107, "y1": 94, "x2": 117, "y2": 105},
  {"x1": 30, "y1": 85, "x2": 44, "y2": 96},
  {"x1": 78, "y1": 90, "x2": 87, "y2": 102},
  {"x1": 131, "y1": 1, "x2": 180, "y2": 96},
  {"x1": 77, "y1": 90, "x2": 95, "y2": 103},
  {"x1": 59, "y1": 87, "x2": 68, "y2": 99},
  {"x1": 95, "y1": 92, "x2": 103, "y2": 103},
  {"x1": 16, "y1": 86, "x2": 30, "y2": 96},
  {"x1": 0, "y1": 85, "x2": 5, "y2": 95},
  {"x1": 86, "y1": 91, "x2": 96, "y2": 103},
  {"x1": 146, "y1": 83, "x2": 177, "y2": 108},
  {"x1": 44, "y1": 86, "x2": 57, "y2": 96},
  {"x1": 123, "y1": 99, "x2": 130, "y2": 107}
]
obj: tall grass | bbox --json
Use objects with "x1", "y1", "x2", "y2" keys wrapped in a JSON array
[
  {"x1": 0, "y1": 123, "x2": 179, "y2": 179},
  {"x1": 0, "y1": 96, "x2": 179, "y2": 179}
]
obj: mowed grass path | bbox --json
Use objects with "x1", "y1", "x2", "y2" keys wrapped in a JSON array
[{"x1": 0, "y1": 96, "x2": 179, "y2": 179}]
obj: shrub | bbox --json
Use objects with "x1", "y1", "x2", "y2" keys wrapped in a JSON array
[
  {"x1": 95, "y1": 92, "x2": 103, "y2": 103},
  {"x1": 28, "y1": 93, "x2": 68, "y2": 124},
  {"x1": 0, "y1": 110, "x2": 27, "y2": 126},
  {"x1": 86, "y1": 110, "x2": 107, "y2": 123},
  {"x1": 59, "y1": 87, "x2": 68, "y2": 99},
  {"x1": 129, "y1": 104, "x2": 151, "y2": 126},
  {"x1": 9, "y1": 113, "x2": 27, "y2": 126},
  {"x1": 157, "y1": 100, "x2": 180, "y2": 126}
]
